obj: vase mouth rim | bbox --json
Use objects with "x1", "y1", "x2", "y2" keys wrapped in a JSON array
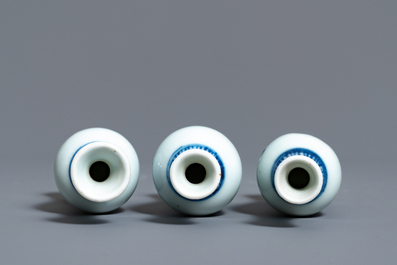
[
  {"x1": 169, "y1": 148, "x2": 221, "y2": 200},
  {"x1": 274, "y1": 155, "x2": 323, "y2": 205},
  {"x1": 70, "y1": 141, "x2": 131, "y2": 202}
]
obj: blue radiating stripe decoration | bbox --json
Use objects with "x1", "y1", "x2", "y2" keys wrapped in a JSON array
[
  {"x1": 166, "y1": 144, "x2": 225, "y2": 201},
  {"x1": 270, "y1": 148, "x2": 327, "y2": 204}
]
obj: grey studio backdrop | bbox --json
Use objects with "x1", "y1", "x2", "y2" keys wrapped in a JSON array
[{"x1": 0, "y1": 1, "x2": 396, "y2": 264}]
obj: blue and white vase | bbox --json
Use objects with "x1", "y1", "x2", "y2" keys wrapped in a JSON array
[
  {"x1": 54, "y1": 128, "x2": 139, "y2": 213},
  {"x1": 152, "y1": 126, "x2": 242, "y2": 216},
  {"x1": 257, "y1": 133, "x2": 341, "y2": 216}
]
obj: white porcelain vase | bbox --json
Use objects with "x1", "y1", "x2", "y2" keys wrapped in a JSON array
[
  {"x1": 152, "y1": 126, "x2": 242, "y2": 216},
  {"x1": 257, "y1": 133, "x2": 341, "y2": 216},
  {"x1": 54, "y1": 128, "x2": 139, "y2": 213}
]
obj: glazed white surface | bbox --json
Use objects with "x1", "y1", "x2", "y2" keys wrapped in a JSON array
[
  {"x1": 257, "y1": 133, "x2": 341, "y2": 216},
  {"x1": 70, "y1": 142, "x2": 131, "y2": 203},
  {"x1": 274, "y1": 155, "x2": 323, "y2": 205},
  {"x1": 169, "y1": 149, "x2": 221, "y2": 200},
  {"x1": 54, "y1": 128, "x2": 139, "y2": 213},
  {"x1": 152, "y1": 126, "x2": 242, "y2": 216}
]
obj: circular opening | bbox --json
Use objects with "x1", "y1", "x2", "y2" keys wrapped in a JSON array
[
  {"x1": 70, "y1": 142, "x2": 131, "y2": 202},
  {"x1": 89, "y1": 161, "x2": 110, "y2": 182},
  {"x1": 185, "y1": 163, "x2": 206, "y2": 184},
  {"x1": 274, "y1": 155, "x2": 323, "y2": 205},
  {"x1": 169, "y1": 148, "x2": 222, "y2": 200},
  {"x1": 288, "y1": 167, "x2": 310, "y2": 189}
]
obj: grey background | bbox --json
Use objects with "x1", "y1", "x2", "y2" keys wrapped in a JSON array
[{"x1": 0, "y1": 1, "x2": 396, "y2": 264}]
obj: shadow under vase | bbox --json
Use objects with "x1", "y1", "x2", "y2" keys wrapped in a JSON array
[
  {"x1": 130, "y1": 194, "x2": 224, "y2": 225},
  {"x1": 34, "y1": 192, "x2": 124, "y2": 225},
  {"x1": 231, "y1": 195, "x2": 323, "y2": 228}
]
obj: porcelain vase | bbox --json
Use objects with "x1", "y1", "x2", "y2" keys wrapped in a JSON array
[
  {"x1": 257, "y1": 133, "x2": 341, "y2": 216},
  {"x1": 54, "y1": 128, "x2": 140, "y2": 213},
  {"x1": 152, "y1": 126, "x2": 242, "y2": 216}
]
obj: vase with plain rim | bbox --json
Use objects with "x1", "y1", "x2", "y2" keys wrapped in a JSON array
[{"x1": 54, "y1": 127, "x2": 139, "y2": 213}]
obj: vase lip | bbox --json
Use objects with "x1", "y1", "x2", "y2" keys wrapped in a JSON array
[
  {"x1": 169, "y1": 148, "x2": 222, "y2": 200},
  {"x1": 274, "y1": 155, "x2": 323, "y2": 205},
  {"x1": 70, "y1": 141, "x2": 131, "y2": 203}
]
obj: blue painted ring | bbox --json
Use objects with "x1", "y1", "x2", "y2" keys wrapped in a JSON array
[
  {"x1": 166, "y1": 144, "x2": 225, "y2": 201},
  {"x1": 270, "y1": 148, "x2": 328, "y2": 204}
]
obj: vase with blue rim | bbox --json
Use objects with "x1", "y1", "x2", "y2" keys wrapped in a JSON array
[
  {"x1": 257, "y1": 133, "x2": 341, "y2": 216},
  {"x1": 152, "y1": 126, "x2": 242, "y2": 216}
]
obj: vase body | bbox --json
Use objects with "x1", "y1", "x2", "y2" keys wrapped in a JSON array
[
  {"x1": 257, "y1": 133, "x2": 341, "y2": 216},
  {"x1": 152, "y1": 126, "x2": 242, "y2": 216},
  {"x1": 54, "y1": 128, "x2": 139, "y2": 213}
]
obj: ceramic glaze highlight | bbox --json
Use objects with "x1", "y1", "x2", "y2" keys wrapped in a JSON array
[
  {"x1": 70, "y1": 141, "x2": 131, "y2": 203},
  {"x1": 54, "y1": 128, "x2": 139, "y2": 213},
  {"x1": 167, "y1": 145, "x2": 224, "y2": 201},
  {"x1": 257, "y1": 133, "x2": 341, "y2": 216},
  {"x1": 153, "y1": 126, "x2": 242, "y2": 216}
]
